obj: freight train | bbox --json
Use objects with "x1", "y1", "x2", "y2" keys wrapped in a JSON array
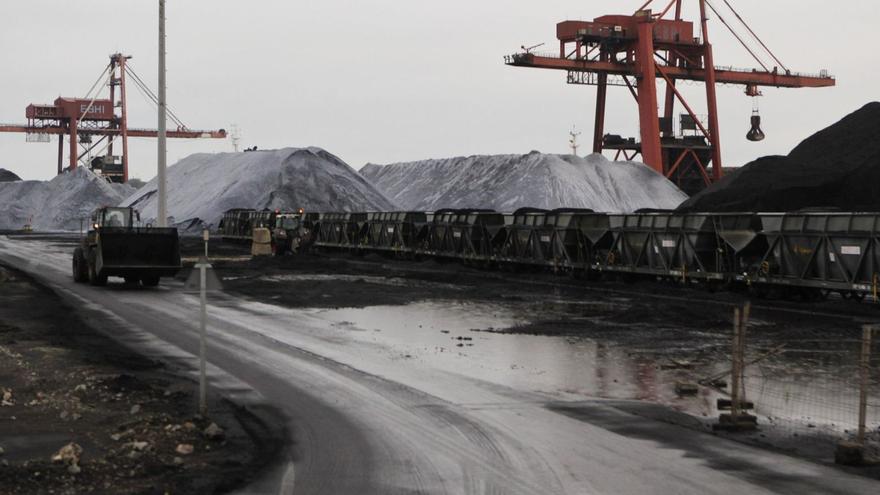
[{"x1": 219, "y1": 208, "x2": 880, "y2": 301}]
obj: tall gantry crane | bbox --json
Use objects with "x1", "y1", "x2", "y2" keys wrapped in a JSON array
[
  {"x1": 0, "y1": 53, "x2": 226, "y2": 183},
  {"x1": 505, "y1": 0, "x2": 835, "y2": 194}
]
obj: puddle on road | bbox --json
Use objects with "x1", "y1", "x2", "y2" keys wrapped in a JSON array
[
  {"x1": 313, "y1": 300, "x2": 880, "y2": 432},
  {"x1": 314, "y1": 301, "x2": 721, "y2": 412}
]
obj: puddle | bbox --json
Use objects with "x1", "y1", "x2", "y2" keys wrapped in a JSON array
[
  {"x1": 311, "y1": 300, "x2": 880, "y2": 431},
  {"x1": 260, "y1": 274, "x2": 461, "y2": 290},
  {"x1": 313, "y1": 302, "x2": 718, "y2": 408}
]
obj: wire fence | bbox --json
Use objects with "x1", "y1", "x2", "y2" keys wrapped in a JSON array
[{"x1": 723, "y1": 311, "x2": 880, "y2": 461}]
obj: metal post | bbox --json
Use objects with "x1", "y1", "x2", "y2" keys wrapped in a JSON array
[
  {"x1": 157, "y1": 0, "x2": 168, "y2": 227},
  {"x1": 699, "y1": 0, "x2": 724, "y2": 180},
  {"x1": 731, "y1": 307, "x2": 741, "y2": 419},
  {"x1": 858, "y1": 326, "x2": 872, "y2": 445},
  {"x1": 198, "y1": 228, "x2": 209, "y2": 416},
  {"x1": 739, "y1": 302, "x2": 751, "y2": 410}
]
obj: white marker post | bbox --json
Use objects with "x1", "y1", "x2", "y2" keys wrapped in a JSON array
[{"x1": 196, "y1": 228, "x2": 211, "y2": 415}]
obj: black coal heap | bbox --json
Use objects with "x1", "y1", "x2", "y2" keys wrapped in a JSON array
[
  {"x1": 678, "y1": 102, "x2": 880, "y2": 212},
  {"x1": 0, "y1": 169, "x2": 21, "y2": 182}
]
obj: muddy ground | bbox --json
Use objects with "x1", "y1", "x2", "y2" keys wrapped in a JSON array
[
  {"x1": 0, "y1": 262, "x2": 282, "y2": 495},
  {"x1": 179, "y1": 237, "x2": 880, "y2": 475}
]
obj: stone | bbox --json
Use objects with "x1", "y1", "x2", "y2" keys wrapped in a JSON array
[
  {"x1": 182, "y1": 421, "x2": 196, "y2": 432},
  {"x1": 175, "y1": 444, "x2": 194, "y2": 455},
  {"x1": 51, "y1": 443, "x2": 82, "y2": 465},
  {"x1": 172, "y1": 456, "x2": 184, "y2": 466},
  {"x1": 203, "y1": 423, "x2": 225, "y2": 441},
  {"x1": 0, "y1": 446, "x2": 4, "y2": 456},
  {"x1": 835, "y1": 441, "x2": 866, "y2": 466},
  {"x1": 130, "y1": 441, "x2": 149, "y2": 452},
  {"x1": 74, "y1": 384, "x2": 87, "y2": 393},
  {"x1": 67, "y1": 463, "x2": 81, "y2": 475},
  {"x1": 130, "y1": 404, "x2": 141, "y2": 415}
]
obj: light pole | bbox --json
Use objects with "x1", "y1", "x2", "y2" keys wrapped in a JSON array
[{"x1": 157, "y1": 0, "x2": 168, "y2": 227}]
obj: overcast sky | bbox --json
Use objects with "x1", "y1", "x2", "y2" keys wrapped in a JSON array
[{"x1": 2, "y1": 1, "x2": 878, "y2": 181}]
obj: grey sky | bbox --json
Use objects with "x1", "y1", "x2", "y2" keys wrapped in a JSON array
[{"x1": 2, "y1": 1, "x2": 878, "y2": 182}]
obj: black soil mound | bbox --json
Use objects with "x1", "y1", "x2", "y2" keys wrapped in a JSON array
[
  {"x1": 679, "y1": 102, "x2": 880, "y2": 212},
  {"x1": 0, "y1": 168, "x2": 21, "y2": 182}
]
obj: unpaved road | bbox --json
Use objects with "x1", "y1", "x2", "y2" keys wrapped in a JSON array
[{"x1": 1, "y1": 235, "x2": 877, "y2": 495}]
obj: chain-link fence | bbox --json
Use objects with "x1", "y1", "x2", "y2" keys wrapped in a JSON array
[{"x1": 716, "y1": 305, "x2": 880, "y2": 463}]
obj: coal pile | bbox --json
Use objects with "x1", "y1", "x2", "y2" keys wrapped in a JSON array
[
  {"x1": 122, "y1": 147, "x2": 397, "y2": 230},
  {"x1": 0, "y1": 167, "x2": 134, "y2": 231},
  {"x1": 679, "y1": 102, "x2": 880, "y2": 212},
  {"x1": 361, "y1": 152, "x2": 687, "y2": 212},
  {"x1": 0, "y1": 169, "x2": 21, "y2": 182}
]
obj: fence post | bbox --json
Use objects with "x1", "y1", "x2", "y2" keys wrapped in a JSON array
[
  {"x1": 715, "y1": 303, "x2": 756, "y2": 431},
  {"x1": 731, "y1": 307, "x2": 742, "y2": 420},
  {"x1": 858, "y1": 325, "x2": 873, "y2": 445},
  {"x1": 836, "y1": 325, "x2": 873, "y2": 465}
]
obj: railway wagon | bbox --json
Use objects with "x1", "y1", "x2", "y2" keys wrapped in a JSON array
[
  {"x1": 734, "y1": 212, "x2": 880, "y2": 299},
  {"x1": 218, "y1": 209, "x2": 282, "y2": 242},
  {"x1": 496, "y1": 208, "x2": 553, "y2": 267},
  {"x1": 360, "y1": 211, "x2": 428, "y2": 253},
  {"x1": 315, "y1": 212, "x2": 368, "y2": 249},
  {"x1": 419, "y1": 209, "x2": 505, "y2": 262},
  {"x1": 599, "y1": 213, "x2": 728, "y2": 283}
]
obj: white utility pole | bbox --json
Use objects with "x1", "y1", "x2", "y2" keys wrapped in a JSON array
[{"x1": 157, "y1": 0, "x2": 168, "y2": 227}]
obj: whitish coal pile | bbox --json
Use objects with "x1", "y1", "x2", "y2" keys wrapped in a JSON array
[
  {"x1": 361, "y1": 152, "x2": 687, "y2": 212},
  {"x1": 0, "y1": 169, "x2": 21, "y2": 182},
  {"x1": 122, "y1": 147, "x2": 397, "y2": 229},
  {"x1": 679, "y1": 102, "x2": 880, "y2": 212},
  {"x1": 0, "y1": 167, "x2": 134, "y2": 231}
]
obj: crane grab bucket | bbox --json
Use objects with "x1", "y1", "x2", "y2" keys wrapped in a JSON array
[{"x1": 747, "y1": 113, "x2": 765, "y2": 142}]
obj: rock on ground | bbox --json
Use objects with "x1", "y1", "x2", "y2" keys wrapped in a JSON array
[
  {"x1": 678, "y1": 102, "x2": 880, "y2": 212},
  {"x1": 0, "y1": 167, "x2": 134, "y2": 231},
  {"x1": 360, "y1": 152, "x2": 688, "y2": 212},
  {"x1": 121, "y1": 147, "x2": 398, "y2": 230}
]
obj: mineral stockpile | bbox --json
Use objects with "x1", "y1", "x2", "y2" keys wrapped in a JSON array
[
  {"x1": 122, "y1": 147, "x2": 397, "y2": 229},
  {"x1": 679, "y1": 102, "x2": 880, "y2": 212},
  {"x1": 360, "y1": 152, "x2": 688, "y2": 212},
  {"x1": 0, "y1": 167, "x2": 134, "y2": 231},
  {"x1": 0, "y1": 169, "x2": 21, "y2": 182}
]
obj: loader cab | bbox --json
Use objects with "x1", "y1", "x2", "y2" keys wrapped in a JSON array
[{"x1": 91, "y1": 207, "x2": 138, "y2": 231}]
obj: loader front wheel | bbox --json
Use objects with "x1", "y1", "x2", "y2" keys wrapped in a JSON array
[
  {"x1": 87, "y1": 250, "x2": 107, "y2": 286},
  {"x1": 72, "y1": 248, "x2": 88, "y2": 283}
]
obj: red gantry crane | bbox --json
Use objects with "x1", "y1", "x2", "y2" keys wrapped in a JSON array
[
  {"x1": 505, "y1": 0, "x2": 835, "y2": 194},
  {"x1": 0, "y1": 53, "x2": 226, "y2": 183}
]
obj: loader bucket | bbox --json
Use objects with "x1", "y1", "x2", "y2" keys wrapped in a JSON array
[{"x1": 96, "y1": 227, "x2": 182, "y2": 278}]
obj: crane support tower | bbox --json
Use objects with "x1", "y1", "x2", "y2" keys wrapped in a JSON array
[
  {"x1": 504, "y1": 0, "x2": 835, "y2": 194},
  {"x1": 0, "y1": 53, "x2": 226, "y2": 183}
]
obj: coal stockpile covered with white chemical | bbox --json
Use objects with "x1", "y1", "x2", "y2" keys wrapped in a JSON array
[
  {"x1": 679, "y1": 102, "x2": 880, "y2": 212},
  {"x1": 0, "y1": 167, "x2": 134, "y2": 231},
  {"x1": 360, "y1": 152, "x2": 688, "y2": 212},
  {"x1": 122, "y1": 147, "x2": 397, "y2": 230}
]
